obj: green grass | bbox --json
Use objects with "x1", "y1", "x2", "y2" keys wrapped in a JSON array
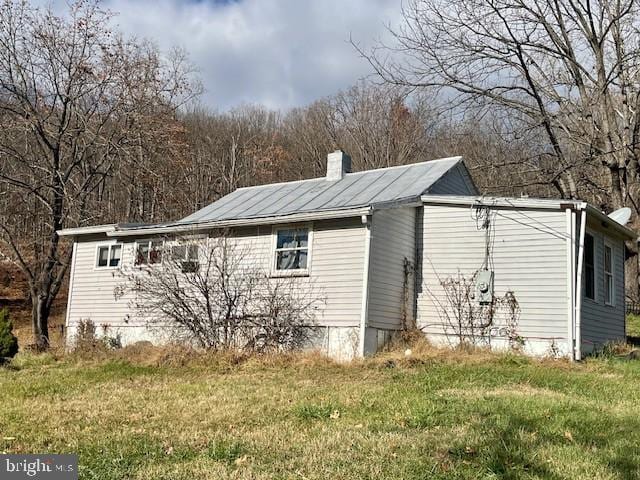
[
  {"x1": 627, "y1": 314, "x2": 640, "y2": 337},
  {"x1": 1, "y1": 350, "x2": 640, "y2": 479}
]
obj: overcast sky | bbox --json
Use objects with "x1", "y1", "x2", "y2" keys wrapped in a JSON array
[{"x1": 48, "y1": 0, "x2": 403, "y2": 111}]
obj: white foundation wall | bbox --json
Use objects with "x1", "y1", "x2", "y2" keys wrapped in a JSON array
[
  {"x1": 416, "y1": 204, "x2": 572, "y2": 357},
  {"x1": 65, "y1": 217, "x2": 367, "y2": 358}
]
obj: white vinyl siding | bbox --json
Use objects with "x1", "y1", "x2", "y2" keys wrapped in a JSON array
[
  {"x1": 426, "y1": 163, "x2": 477, "y2": 195},
  {"x1": 416, "y1": 204, "x2": 569, "y2": 346},
  {"x1": 65, "y1": 217, "x2": 367, "y2": 341},
  {"x1": 367, "y1": 207, "x2": 416, "y2": 330},
  {"x1": 580, "y1": 226, "x2": 625, "y2": 348},
  {"x1": 66, "y1": 236, "x2": 137, "y2": 329}
]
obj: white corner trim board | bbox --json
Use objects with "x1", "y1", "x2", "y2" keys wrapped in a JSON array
[
  {"x1": 358, "y1": 215, "x2": 372, "y2": 357},
  {"x1": 574, "y1": 210, "x2": 587, "y2": 361}
]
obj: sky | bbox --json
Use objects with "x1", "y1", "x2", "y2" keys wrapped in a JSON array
[{"x1": 46, "y1": 0, "x2": 403, "y2": 111}]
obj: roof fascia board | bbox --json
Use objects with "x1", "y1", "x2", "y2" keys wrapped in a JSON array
[
  {"x1": 421, "y1": 195, "x2": 636, "y2": 240},
  {"x1": 106, "y1": 207, "x2": 372, "y2": 238},
  {"x1": 584, "y1": 204, "x2": 636, "y2": 240},
  {"x1": 57, "y1": 224, "x2": 117, "y2": 237},
  {"x1": 420, "y1": 195, "x2": 574, "y2": 210},
  {"x1": 370, "y1": 197, "x2": 423, "y2": 210}
]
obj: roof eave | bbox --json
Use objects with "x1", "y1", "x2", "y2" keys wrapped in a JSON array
[
  {"x1": 584, "y1": 204, "x2": 637, "y2": 240},
  {"x1": 106, "y1": 206, "x2": 373, "y2": 238},
  {"x1": 420, "y1": 195, "x2": 578, "y2": 210},
  {"x1": 420, "y1": 195, "x2": 636, "y2": 240},
  {"x1": 57, "y1": 224, "x2": 117, "y2": 237}
]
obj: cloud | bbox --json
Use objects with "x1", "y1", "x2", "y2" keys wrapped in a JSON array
[{"x1": 90, "y1": 0, "x2": 402, "y2": 111}]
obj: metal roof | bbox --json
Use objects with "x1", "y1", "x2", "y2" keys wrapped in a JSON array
[{"x1": 179, "y1": 156, "x2": 463, "y2": 224}]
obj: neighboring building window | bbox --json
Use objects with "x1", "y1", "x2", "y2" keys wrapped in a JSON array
[
  {"x1": 96, "y1": 244, "x2": 122, "y2": 268},
  {"x1": 171, "y1": 243, "x2": 200, "y2": 273},
  {"x1": 274, "y1": 228, "x2": 309, "y2": 271},
  {"x1": 584, "y1": 233, "x2": 595, "y2": 300},
  {"x1": 604, "y1": 243, "x2": 614, "y2": 306},
  {"x1": 135, "y1": 240, "x2": 163, "y2": 265}
]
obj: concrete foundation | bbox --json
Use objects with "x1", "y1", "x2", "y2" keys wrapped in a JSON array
[
  {"x1": 424, "y1": 332, "x2": 572, "y2": 358},
  {"x1": 66, "y1": 323, "x2": 365, "y2": 361}
]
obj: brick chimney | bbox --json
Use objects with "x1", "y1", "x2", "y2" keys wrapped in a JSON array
[{"x1": 326, "y1": 150, "x2": 352, "y2": 181}]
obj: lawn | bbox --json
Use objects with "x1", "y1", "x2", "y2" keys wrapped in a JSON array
[
  {"x1": 1, "y1": 347, "x2": 640, "y2": 480},
  {"x1": 628, "y1": 313, "x2": 640, "y2": 338}
]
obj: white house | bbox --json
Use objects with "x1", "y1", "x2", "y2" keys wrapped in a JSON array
[{"x1": 58, "y1": 151, "x2": 636, "y2": 360}]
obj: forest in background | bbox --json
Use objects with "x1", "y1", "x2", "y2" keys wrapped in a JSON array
[{"x1": 2, "y1": 0, "x2": 639, "y2": 347}]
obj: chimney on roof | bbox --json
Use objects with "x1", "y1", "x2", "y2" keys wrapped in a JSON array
[{"x1": 326, "y1": 150, "x2": 352, "y2": 181}]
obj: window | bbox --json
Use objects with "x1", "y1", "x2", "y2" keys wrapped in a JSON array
[
  {"x1": 96, "y1": 244, "x2": 122, "y2": 268},
  {"x1": 274, "y1": 227, "x2": 309, "y2": 271},
  {"x1": 171, "y1": 243, "x2": 200, "y2": 273},
  {"x1": 584, "y1": 233, "x2": 595, "y2": 300},
  {"x1": 604, "y1": 243, "x2": 614, "y2": 306},
  {"x1": 135, "y1": 240, "x2": 163, "y2": 265}
]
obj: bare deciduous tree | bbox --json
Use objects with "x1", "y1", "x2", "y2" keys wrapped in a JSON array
[
  {"x1": 0, "y1": 0, "x2": 196, "y2": 348},
  {"x1": 361, "y1": 0, "x2": 640, "y2": 213}
]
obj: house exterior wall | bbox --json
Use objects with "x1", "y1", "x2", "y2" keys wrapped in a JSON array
[
  {"x1": 427, "y1": 163, "x2": 477, "y2": 195},
  {"x1": 579, "y1": 221, "x2": 626, "y2": 354},
  {"x1": 416, "y1": 203, "x2": 572, "y2": 356},
  {"x1": 367, "y1": 207, "x2": 416, "y2": 331},
  {"x1": 65, "y1": 217, "x2": 366, "y2": 359}
]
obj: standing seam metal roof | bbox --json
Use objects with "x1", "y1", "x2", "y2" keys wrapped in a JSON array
[{"x1": 179, "y1": 156, "x2": 463, "y2": 223}]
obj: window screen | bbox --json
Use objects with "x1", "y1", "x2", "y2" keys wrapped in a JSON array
[
  {"x1": 584, "y1": 233, "x2": 595, "y2": 300},
  {"x1": 136, "y1": 240, "x2": 163, "y2": 265},
  {"x1": 604, "y1": 244, "x2": 614, "y2": 305},
  {"x1": 97, "y1": 244, "x2": 121, "y2": 268},
  {"x1": 97, "y1": 246, "x2": 109, "y2": 267},
  {"x1": 275, "y1": 228, "x2": 309, "y2": 270},
  {"x1": 109, "y1": 245, "x2": 122, "y2": 267}
]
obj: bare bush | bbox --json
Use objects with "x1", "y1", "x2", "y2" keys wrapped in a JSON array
[
  {"x1": 74, "y1": 319, "x2": 100, "y2": 352},
  {"x1": 434, "y1": 272, "x2": 523, "y2": 350},
  {"x1": 115, "y1": 235, "x2": 325, "y2": 352},
  {"x1": 73, "y1": 319, "x2": 122, "y2": 354}
]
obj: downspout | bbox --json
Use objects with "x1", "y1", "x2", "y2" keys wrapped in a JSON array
[
  {"x1": 565, "y1": 208, "x2": 576, "y2": 360},
  {"x1": 358, "y1": 214, "x2": 372, "y2": 357},
  {"x1": 63, "y1": 241, "x2": 78, "y2": 350},
  {"x1": 574, "y1": 205, "x2": 587, "y2": 361}
]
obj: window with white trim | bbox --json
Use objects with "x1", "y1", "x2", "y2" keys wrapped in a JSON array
[
  {"x1": 584, "y1": 233, "x2": 595, "y2": 300},
  {"x1": 135, "y1": 240, "x2": 164, "y2": 265},
  {"x1": 96, "y1": 244, "x2": 122, "y2": 268},
  {"x1": 274, "y1": 228, "x2": 309, "y2": 271},
  {"x1": 604, "y1": 243, "x2": 614, "y2": 305},
  {"x1": 171, "y1": 243, "x2": 200, "y2": 273}
]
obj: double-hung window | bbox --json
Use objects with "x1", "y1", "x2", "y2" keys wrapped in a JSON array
[
  {"x1": 584, "y1": 233, "x2": 595, "y2": 300},
  {"x1": 171, "y1": 243, "x2": 200, "y2": 273},
  {"x1": 96, "y1": 244, "x2": 122, "y2": 268},
  {"x1": 273, "y1": 227, "x2": 310, "y2": 272},
  {"x1": 604, "y1": 243, "x2": 614, "y2": 306},
  {"x1": 135, "y1": 240, "x2": 164, "y2": 266}
]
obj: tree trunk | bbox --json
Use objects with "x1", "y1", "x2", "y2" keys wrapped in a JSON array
[{"x1": 31, "y1": 292, "x2": 50, "y2": 350}]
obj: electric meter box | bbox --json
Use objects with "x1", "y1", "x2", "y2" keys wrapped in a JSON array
[{"x1": 476, "y1": 270, "x2": 494, "y2": 305}]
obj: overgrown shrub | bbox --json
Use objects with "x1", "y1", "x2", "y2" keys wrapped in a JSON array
[
  {"x1": 116, "y1": 236, "x2": 325, "y2": 352},
  {"x1": 0, "y1": 308, "x2": 19, "y2": 362},
  {"x1": 74, "y1": 319, "x2": 123, "y2": 354},
  {"x1": 434, "y1": 271, "x2": 523, "y2": 350},
  {"x1": 75, "y1": 319, "x2": 99, "y2": 351}
]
